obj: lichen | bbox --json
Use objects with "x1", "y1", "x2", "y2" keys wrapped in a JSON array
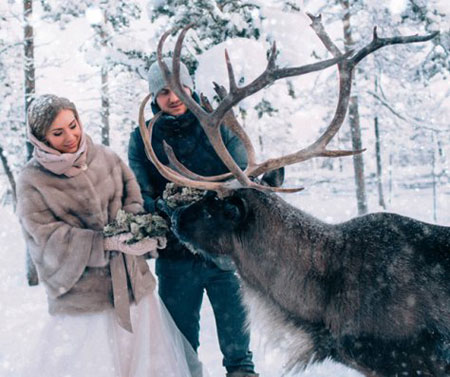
[
  {"x1": 103, "y1": 209, "x2": 169, "y2": 243},
  {"x1": 162, "y1": 183, "x2": 206, "y2": 209}
]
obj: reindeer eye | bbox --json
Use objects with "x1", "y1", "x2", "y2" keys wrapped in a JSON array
[{"x1": 223, "y1": 202, "x2": 240, "y2": 221}]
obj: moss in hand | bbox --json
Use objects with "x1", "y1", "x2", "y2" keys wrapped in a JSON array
[{"x1": 104, "y1": 209, "x2": 169, "y2": 244}]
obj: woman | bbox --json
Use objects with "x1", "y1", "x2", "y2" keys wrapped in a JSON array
[{"x1": 16, "y1": 94, "x2": 206, "y2": 377}]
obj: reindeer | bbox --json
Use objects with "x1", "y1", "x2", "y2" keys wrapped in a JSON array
[{"x1": 138, "y1": 15, "x2": 449, "y2": 377}]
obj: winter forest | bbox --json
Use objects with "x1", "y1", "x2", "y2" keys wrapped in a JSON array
[{"x1": 0, "y1": 0, "x2": 449, "y2": 376}]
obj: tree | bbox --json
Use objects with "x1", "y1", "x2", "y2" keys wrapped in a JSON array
[
  {"x1": 340, "y1": 0, "x2": 368, "y2": 214},
  {"x1": 149, "y1": 0, "x2": 263, "y2": 69},
  {"x1": 39, "y1": 0, "x2": 144, "y2": 146},
  {"x1": 373, "y1": 76, "x2": 386, "y2": 209},
  {"x1": 0, "y1": 0, "x2": 38, "y2": 285},
  {"x1": 23, "y1": 0, "x2": 39, "y2": 286},
  {"x1": 299, "y1": 0, "x2": 448, "y2": 216}
]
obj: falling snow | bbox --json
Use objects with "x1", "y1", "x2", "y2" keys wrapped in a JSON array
[{"x1": 0, "y1": 0, "x2": 448, "y2": 376}]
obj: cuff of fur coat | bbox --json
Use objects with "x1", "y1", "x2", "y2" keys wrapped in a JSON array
[
  {"x1": 87, "y1": 231, "x2": 110, "y2": 267},
  {"x1": 122, "y1": 202, "x2": 144, "y2": 215}
]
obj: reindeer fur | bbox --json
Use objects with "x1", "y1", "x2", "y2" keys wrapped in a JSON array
[{"x1": 172, "y1": 189, "x2": 450, "y2": 377}]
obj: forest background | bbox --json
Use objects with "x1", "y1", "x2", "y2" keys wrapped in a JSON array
[
  {"x1": 1, "y1": 0, "x2": 448, "y2": 220},
  {"x1": 0, "y1": 0, "x2": 449, "y2": 376}
]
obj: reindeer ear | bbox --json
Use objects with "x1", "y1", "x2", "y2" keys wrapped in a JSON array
[
  {"x1": 261, "y1": 167, "x2": 285, "y2": 187},
  {"x1": 223, "y1": 196, "x2": 248, "y2": 224}
]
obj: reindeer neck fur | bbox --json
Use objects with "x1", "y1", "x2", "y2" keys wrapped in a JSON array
[{"x1": 231, "y1": 190, "x2": 345, "y2": 326}]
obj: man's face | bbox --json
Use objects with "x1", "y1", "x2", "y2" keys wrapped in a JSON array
[{"x1": 155, "y1": 86, "x2": 191, "y2": 116}]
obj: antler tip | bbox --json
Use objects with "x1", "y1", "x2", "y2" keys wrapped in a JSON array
[
  {"x1": 268, "y1": 41, "x2": 278, "y2": 66},
  {"x1": 306, "y1": 12, "x2": 320, "y2": 22},
  {"x1": 373, "y1": 26, "x2": 378, "y2": 40},
  {"x1": 272, "y1": 40, "x2": 277, "y2": 51}
]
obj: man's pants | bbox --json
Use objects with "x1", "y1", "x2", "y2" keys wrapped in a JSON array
[{"x1": 156, "y1": 257, "x2": 255, "y2": 374}]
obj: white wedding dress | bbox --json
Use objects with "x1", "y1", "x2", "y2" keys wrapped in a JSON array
[{"x1": 18, "y1": 291, "x2": 208, "y2": 377}]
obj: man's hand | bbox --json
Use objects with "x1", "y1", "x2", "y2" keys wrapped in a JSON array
[{"x1": 156, "y1": 198, "x2": 174, "y2": 218}]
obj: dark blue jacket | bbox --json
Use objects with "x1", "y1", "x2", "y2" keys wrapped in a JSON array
[{"x1": 128, "y1": 96, "x2": 248, "y2": 259}]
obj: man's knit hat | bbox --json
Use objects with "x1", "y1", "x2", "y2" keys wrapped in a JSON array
[
  {"x1": 147, "y1": 58, "x2": 194, "y2": 101},
  {"x1": 27, "y1": 94, "x2": 79, "y2": 141}
]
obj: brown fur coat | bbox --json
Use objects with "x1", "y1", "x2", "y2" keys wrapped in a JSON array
[{"x1": 17, "y1": 136, "x2": 156, "y2": 329}]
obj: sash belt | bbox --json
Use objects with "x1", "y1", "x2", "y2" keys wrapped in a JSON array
[{"x1": 110, "y1": 253, "x2": 133, "y2": 333}]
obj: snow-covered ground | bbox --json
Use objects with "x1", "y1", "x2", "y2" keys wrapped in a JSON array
[{"x1": 0, "y1": 184, "x2": 448, "y2": 377}]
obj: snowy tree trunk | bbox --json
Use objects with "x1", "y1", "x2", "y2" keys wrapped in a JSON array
[
  {"x1": 341, "y1": 0, "x2": 368, "y2": 215},
  {"x1": 374, "y1": 77, "x2": 386, "y2": 209},
  {"x1": 23, "y1": 0, "x2": 38, "y2": 286},
  {"x1": 23, "y1": 0, "x2": 35, "y2": 161},
  {"x1": 388, "y1": 151, "x2": 393, "y2": 206},
  {"x1": 374, "y1": 115, "x2": 386, "y2": 209},
  {"x1": 100, "y1": 65, "x2": 110, "y2": 146},
  {"x1": 348, "y1": 95, "x2": 368, "y2": 214},
  {"x1": 431, "y1": 133, "x2": 438, "y2": 223},
  {"x1": 0, "y1": 145, "x2": 17, "y2": 207},
  {"x1": 100, "y1": 18, "x2": 110, "y2": 146}
]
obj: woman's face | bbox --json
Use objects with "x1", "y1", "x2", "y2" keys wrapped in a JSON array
[{"x1": 45, "y1": 109, "x2": 82, "y2": 153}]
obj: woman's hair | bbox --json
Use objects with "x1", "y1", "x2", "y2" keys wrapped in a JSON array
[{"x1": 27, "y1": 94, "x2": 79, "y2": 141}]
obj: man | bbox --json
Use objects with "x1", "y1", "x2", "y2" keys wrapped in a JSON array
[{"x1": 128, "y1": 58, "x2": 258, "y2": 377}]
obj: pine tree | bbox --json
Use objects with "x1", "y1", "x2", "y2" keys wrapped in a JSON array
[
  {"x1": 38, "y1": 0, "x2": 145, "y2": 146},
  {"x1": 149, "y1": 0, "x2": 263, "y2": 70}
]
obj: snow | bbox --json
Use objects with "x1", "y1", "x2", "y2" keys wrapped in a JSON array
[
  {"x1": 1, "y1": 0, "x2": 449, "y2": 375},
  {"x1": 85, "y1": 7, "x2": 103, "y2": 25},
  {"x1": 388, "y1": 0, "x2": 408, "y2": 15}
]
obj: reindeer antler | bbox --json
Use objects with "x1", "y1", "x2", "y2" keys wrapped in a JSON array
[{"x1": 139, "y1": 16, "x2": 438, "y2": 196}]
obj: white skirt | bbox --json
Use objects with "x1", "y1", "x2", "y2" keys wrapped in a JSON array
[{"x1": 18, "y1": 291, "x2": 208, "y2": 377}]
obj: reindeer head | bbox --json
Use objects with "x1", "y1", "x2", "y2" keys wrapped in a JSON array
[
  {"x1": 171, "y1": 192, "x2": 248, "y2": 257},
  {"x1": 171, "y1": 170, "x2": 286, "y2": 259}
]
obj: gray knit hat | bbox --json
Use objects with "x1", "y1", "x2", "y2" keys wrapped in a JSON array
[
  {"x1": 147, "y1": 58, "x2": 194, "y2": 101},
  {"x1": 27, "y1": 94, "x2": 79, "y2": 141}
]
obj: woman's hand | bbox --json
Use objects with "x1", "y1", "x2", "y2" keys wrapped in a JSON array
[{"x1": 104, "y1": 233, "x2": 166, "y2": 257}]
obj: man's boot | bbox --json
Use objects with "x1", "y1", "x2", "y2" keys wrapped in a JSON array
[{"x1": 226, "y1": 372, "x2": 259, "y2": 377}]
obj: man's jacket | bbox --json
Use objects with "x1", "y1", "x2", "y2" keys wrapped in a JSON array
[{"x1": 128, "y1": 97, "x2": 247, "y2": 264}]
